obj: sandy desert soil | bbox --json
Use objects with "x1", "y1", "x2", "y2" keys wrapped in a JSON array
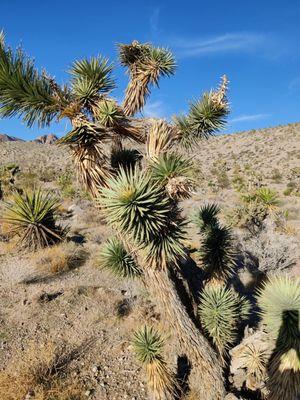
[{"x1": 0, "y1": 122, "x2": 299, "y2": 399}]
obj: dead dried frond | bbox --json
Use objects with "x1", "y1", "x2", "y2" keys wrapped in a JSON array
[{"x1": 146, "y1": 119, "x2": 176, "y2": 160}]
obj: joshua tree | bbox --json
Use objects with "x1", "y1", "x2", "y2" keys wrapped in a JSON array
[
  {"x1": 0, "y1": 32, "x2": 228, "y2": 197},
  {"x1": 0, "y1": 32, "x2": 230, "y2": 398}
]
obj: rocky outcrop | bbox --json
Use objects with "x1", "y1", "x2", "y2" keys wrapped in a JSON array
[{"x1": 33, "y1": 134, "x2": 58, "y2": 145}]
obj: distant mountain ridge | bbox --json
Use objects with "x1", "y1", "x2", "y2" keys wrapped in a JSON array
[
  {"x1": 0, "y1": 133, "x2": 58, "y2": 144},
  {"x1": 0, "y1": 133, "x2": 25, "y2": 142}
]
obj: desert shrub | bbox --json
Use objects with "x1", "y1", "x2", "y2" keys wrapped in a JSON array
[
  {"x1": 2, "y1": 189, "x2": 66, "y2": 250},
  {"x1": 270, "y1": 168, "x2": 282, "y2": 183},
  {"x1": 232, "y1": 174, "x2": 246, "y2": 192},
  {"x1": 34, "y1": 242, "x2": 88, "y2": 275},
  {"x1": 198, "y1": 286, "x2": 250, "y2": 357},
  {"x1": 242, "y1": 228, "x2": 298, "y2": 276},
  {"x1": 283, "y1": 181, "x2": 300, "y2": 196},
  {"x1": 57, "y1": 170, "x2": 76, "y2": 199},
  {"x1": 229, "y1": 187, "x2": 281, "y2": 234},
  {"x1": 0, "y1": 341, "x2": 86, "y2": 400}
]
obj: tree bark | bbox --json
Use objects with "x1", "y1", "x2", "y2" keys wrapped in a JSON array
[{"x1": 145, "y1": 268, "x2": 225, "y2": 400}]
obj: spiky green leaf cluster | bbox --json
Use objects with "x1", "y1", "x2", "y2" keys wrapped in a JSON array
[
  {"x1": 194, "y1": 203, "x2": 220, "y2": 233},
  {"x1": 69, "y1": 57, "x2": 115, "y2": 105},
  {"x1": 0, "y1": 33, "x2": 64, "y2": 127},
  {"x1": 110, "y1": 148, "x2": 142, "y2": 172},
  {"x1": 257, "y1": 276, "x2": 300, "y2": 349},
  {"x1": 94, "y1": 99, "x2": 124, "y2": 127},
  {"x1": 99, "y1": 168, "x2": 186, "y2": 267},
  {"x1": 196, "y1": 205, "x2": 236, "y2": 281},
  {"x1": 119, "y1": 42, "x2": 176, "y2": 79},
  {"x1": 99, "y1": 168, "x2": 171, "y2": 244},
  {"x1": 2, "y1": 189, "x2": 65, "y2": 250},
  {"x1": 99, "y1": 237, "x2": 142, "y2": 278},
  {"x1": 198, "y1": 286, "x2": 250, "y2": 354},
  {"x1": 149, "y1": 154, "x2": 192, "y2": 184},
  {"x1": 133, "y1": 326, "x2": 165, "y2": 364},
  {"x1": 174, "y1": 90, "x2": 229, "y2": 148},
  {"x1": 242, "y1": 187, "x2": 279, "y2": 209}
]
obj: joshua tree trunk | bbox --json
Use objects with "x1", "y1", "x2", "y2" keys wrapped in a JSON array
[{"x1": 145, "y1": 268, "x2": 225, "y2": 400}]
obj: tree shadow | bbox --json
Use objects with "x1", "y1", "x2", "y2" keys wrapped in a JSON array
[
  {"x1": 266, "y1": 309, "x2": 300, "y2": 400},
  {"x1": 175, "y1": 355, "x2": 191, "y2": 399}
]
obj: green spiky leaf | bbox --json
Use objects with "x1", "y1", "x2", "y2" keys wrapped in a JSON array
[
  {"x1": 194, "y1": 203, "x2": 220, "y2": 233},
  {"x1": 99, "y1": 168, "x2": 171, "y2": 245},
  {"x1": 257, "y1": 275, "x2": 300, "y2": 348},
  {"x1": 133, "y1": 326, "x2": 164, "y2": 364},
  {"x1": 99, "y1": 237, "x2": 142, "y2": 278},
  {"x1": 198, "y1": 286, "x2": 250, "y2": 354},
  {"x1": 0, "y1": 37, "x2": 66, "y2": 127},
  {"x1": 2, "y1": 189, "x2": 65, "y2": 250},
  {"x1": 150, "y1": 154, "x2": 192, "y2": 184},
  {"x1": 199, "y1": 223, "x2": 236, "y2": 281},
  {"x1": 70, "y1": 56, "x2": 115, "y2": 105}
]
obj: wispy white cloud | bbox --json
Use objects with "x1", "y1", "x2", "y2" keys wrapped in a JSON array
[
  {"x1": 143, "y1": 100, "x2": 165, "y2": 118},
  {"x1": 150, "y1": 7, "x2": 160, "y2": 36},
  {"x1": 229, "y1": 113, "x2": 271, "y2": 123},
  {"x1": 170, "y1": 32, "x2": 281, "y2": 59}
]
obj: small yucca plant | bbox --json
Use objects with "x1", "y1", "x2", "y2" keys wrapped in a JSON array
[
  {"x1": 133, "y1": 326, "x2": 176, "y2": 400},
  {"x1": 198, "y1": 286, "x2": 250, "y2": 358},
  {"x1": 257, "y1": 276, "x2": 300, "y2": 400},
  {"x1": 198, "y1": 223, "x2": 236, "y2": 282},
  {"x1": 98, "y1": 237, "x2": 142, "y2": 278},
  {"x1": 2, "y1": 189, "x2": 65, "y2": 250}
]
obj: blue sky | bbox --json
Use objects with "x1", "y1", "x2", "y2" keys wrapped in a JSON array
[{"x1": 1, "y1": 0, "x2": 300, "y2": 139}]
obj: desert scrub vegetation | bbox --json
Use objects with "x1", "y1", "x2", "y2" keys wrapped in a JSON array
[
  {"x1": 0, "y1": 30, "x2": 299, "y2": 400},
  {"x1": 1, "y1": 189, "x2": 66, "y2": 250},
  {"x1": 34, "y1": 241, "x2": 88, "y2": 275},
  {"x1": 0, "y1": 341, "x2": 86, "y2": 400}
]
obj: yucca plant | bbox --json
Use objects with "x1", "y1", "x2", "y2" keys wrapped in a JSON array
[
  {"x1": 257, "y1": 275, "x2": 300, "y2": 400},
  {"x1": 198, "y1": 286, "x2": 250, "y2": 358},
  {"x1": 194, "y1": 203, "x2": 220, "y2": 233},
  {"x1": 133, "y1": 326, "x2": 176, "y2": 400},
  {"x1": 150, "y1": 154, "x2": 194, "y2": 200},
  {"x1": 198, "y1": 222, "x2": 237, "y2": 283},
  {"x1": 98, "y1": 237, "x2": 142, "y2": 278},
  {"x1": 1, "y1": 189, "x2": 65, "y2": 250},
  {"x1": 110, "y1": 148, "x2": 142, "y2": 172},
  {"x1": 174, "y1": 76, "x2": 229, "y2": 149},
  {"x1": 242, "y1": 187, "x2": 279, "y2": 210},
  {"x1": 99, "y1": 168, "x2": 171, "y2": 245}
]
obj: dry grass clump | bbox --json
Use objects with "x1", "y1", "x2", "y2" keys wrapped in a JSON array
[
  {"x1": 0, "y1": 341, "x2": 86, "y2": 400},
  {"x1": 34, "y1": 242, "x2": 88, "y2": 275}
]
